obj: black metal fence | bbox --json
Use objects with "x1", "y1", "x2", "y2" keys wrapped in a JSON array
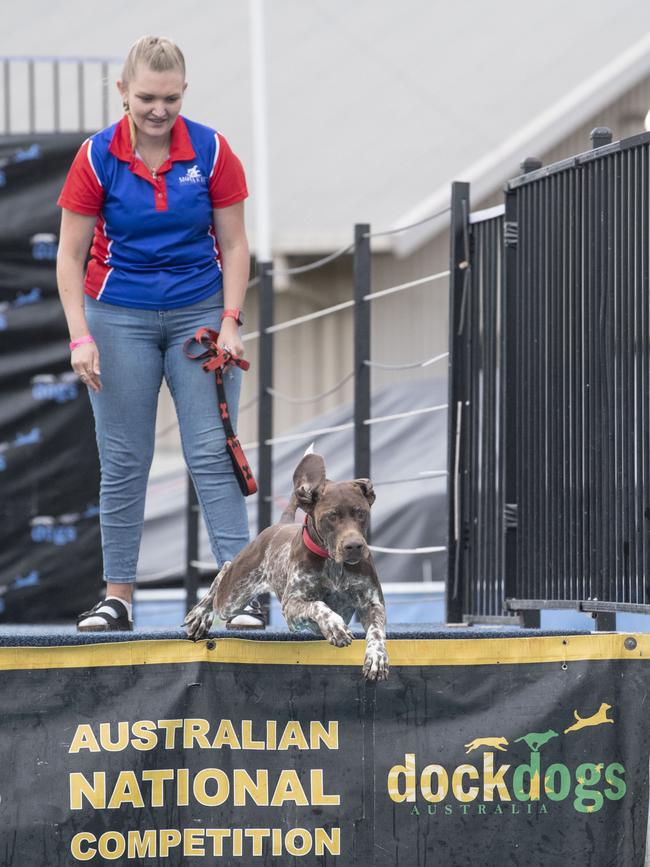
[
  {"x1": 447, "y1": 189, "x2": 507, "y2": 623},
  {"x1": 1, "y1": 56, "x2": 120, "y2": 134},
  {"x1": 450, "y1": 127, "x2": 650, "y2": 626}
]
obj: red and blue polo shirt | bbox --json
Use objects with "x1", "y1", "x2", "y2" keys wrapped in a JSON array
[{"x1": 57, "y1": 114, "x2": 248, "y2": 309}]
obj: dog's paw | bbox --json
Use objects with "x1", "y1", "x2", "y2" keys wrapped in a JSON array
[
  {"x1": 321, "y1": 613, "x2": 354, "y2": 647},
  {"x1": 183, "y1": 600, "x2": 215, "y2": 642},
  {"x1": 363, "y1": 644, "x2": 389, "y2": 681}
]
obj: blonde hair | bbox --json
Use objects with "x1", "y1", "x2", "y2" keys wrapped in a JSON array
[{"x1": 121, "y1": 36, "x2": 186, "y2": 150}]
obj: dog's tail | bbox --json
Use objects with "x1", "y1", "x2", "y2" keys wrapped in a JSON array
[{"x1": 279, "y1": 493, "x2": 298, "y2": 524}]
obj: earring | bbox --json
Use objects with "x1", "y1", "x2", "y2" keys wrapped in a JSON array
[{"x1": 123, "y1": 101, "x2": 129, "y2": 113}]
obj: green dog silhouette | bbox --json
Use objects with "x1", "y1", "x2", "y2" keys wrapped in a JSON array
[{"x1": 514, "y1": 729, "x2": 559, "y2": 752}]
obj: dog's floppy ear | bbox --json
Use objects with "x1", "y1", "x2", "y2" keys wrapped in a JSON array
[
  {"x1": 353, "y1": 478, "x2": 376, "y2": 506},
  {"x1": 293, "y1": 453, "x2": 326, "y2": 513}
]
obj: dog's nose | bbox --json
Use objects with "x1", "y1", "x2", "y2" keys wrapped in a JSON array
[{"x1": 342, "y1": 540, "x2": 364, "y2": 559}]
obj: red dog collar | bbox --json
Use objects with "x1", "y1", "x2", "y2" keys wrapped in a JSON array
[{"x1": 302, "y1": 516, "x2": 329, "y2": 559}]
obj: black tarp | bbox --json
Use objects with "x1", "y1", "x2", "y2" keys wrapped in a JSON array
[{"x1": 0, "y1": 134, "x2": 103, "y2": 621}]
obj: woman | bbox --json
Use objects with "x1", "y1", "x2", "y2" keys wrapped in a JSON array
[{"x1": 57, "y1": 36, "x2": 259, "y2": 631}]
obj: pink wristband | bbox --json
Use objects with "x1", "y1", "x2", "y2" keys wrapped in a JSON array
[{"x1": 69, "y1": 335, "x2": 95, "y2": 351}]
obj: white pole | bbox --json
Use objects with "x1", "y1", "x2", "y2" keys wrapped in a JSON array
[{"x1": 249, "y1": 0, "x2": 272, "y2": 263}]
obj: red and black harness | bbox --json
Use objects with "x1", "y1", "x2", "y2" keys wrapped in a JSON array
[{"x1": 183, "y1": 326, "x2": 257, "y2": 496}]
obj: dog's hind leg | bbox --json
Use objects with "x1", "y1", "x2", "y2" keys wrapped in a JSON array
[
  {"x1": 215, "y1": 567, "x2": 266, "y2": 621},
  {"x1": 183, "y1": 561, "x2": 231, "y2": 641}
]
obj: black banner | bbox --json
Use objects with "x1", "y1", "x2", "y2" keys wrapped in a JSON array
[
  {"x1": 0, "y1": 134, "x2": 103, "y2": 620},
  {"x1": 0, "y1": 634, "x2": 647, "y2": 865}
]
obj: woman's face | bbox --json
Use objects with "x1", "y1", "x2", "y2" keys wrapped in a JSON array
[{"x1": 119, "y1": 64, "x2": 186, "y2": 143}]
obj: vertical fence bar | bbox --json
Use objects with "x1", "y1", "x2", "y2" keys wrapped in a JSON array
[
  {"x1": 4, "y1": 59, "x2": 10, "y2": 134},
  {"x1": 549, "y1": 172, "x2": 560, "y2": 603},
  {"x1": 540, "y1": 176, "x2": 548, "y2": 609},
  {"x1": 503, "y1": 187, "x2": 519, "y2": 612},
  {"x1": 620, "y1": 148, "x2": 629, "y2": 603},
  {"x1": 641, "y1": 142, "x2": 650, "y2": 598},
  {"x1": 568, "y1": 167, "x2": 578, "y2": 603},
  {"x1": 27, "y1": 59, "x2": 35, "y2": 133},
  {"x1": 257, "y1": 261, "x2": 274, "y2": 534},
  {"x1": 612, "y1": 150, "x2": 622, "y2": 606},
  {"x1": 353, "y1": 224, "x2": 371, "y2": 484},
  {"x1": 446, "y1": 182, "x2": 470, "y2": 623},
  {"x1": 468, "y1": 208, "x2": 479, "y2": 616},
  {"x1": 52, "y1": 60, "x2": 60, "y2": 133},
  {"x1": 625, "y1": 145, "x2": 635, "y2": 604},
  {"x1": 591, "y1": 129, "x2": 617, "y2": 630},
  {"x1": 632, "y1": 145, "x2": 641, "y2": 597},
  {"x1": 185, "y1": 476, "x2": 200, "y2": 614},
  {"x1": 641, "y1": 143, "x2": 650, "y2": 599},
  {"x1": 101, "y1": 61, "x2": 109, "y2": 128},
  {"x1": 77, "y1": 61, "x2": 85, "y2": 132},
  {"x1": 511, "y1": 158, "x2": 542, "y2": 627}
]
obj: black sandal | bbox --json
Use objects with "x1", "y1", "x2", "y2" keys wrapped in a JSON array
[
  {"x1": 77, "y1": 598, "x2": 133, "y2": 632},
  {"x1": 226, "y1": 598, "x2": 267, "y2": 630}
]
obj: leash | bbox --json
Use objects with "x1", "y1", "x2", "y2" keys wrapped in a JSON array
[
  {"x1": 302, "y1": 516, "x2": 329, "y2": 558},
  {"x1": 183, "y1": 326, "x2": 257, "y2": 496}
]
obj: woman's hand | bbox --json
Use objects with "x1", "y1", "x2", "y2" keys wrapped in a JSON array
[
  {"x1": 71, "y1": 343, "x2": 102, "y2": 392},
  {"x1": 218, "y1": 316, "x2": 245, "y2": 358},
  {"x1": 213, "y1": 201, "x2": 249, "y2": 362}
]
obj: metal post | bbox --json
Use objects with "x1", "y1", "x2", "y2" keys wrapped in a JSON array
[
  {"x1": 4, "y1": 59, "x2": 10, "y2": 134},
  {"x1": 77, "y1": 62, "x2": 85, "y2": 132},
  {"x1": 520, "y1": 157, "x2": 542, "y2": 174},
  {"x1": 590, "y1": 127, "x2": 612, "y2": 150},
  {"x1": 520, "y1": 610, "x2": 541, "y2": 628},
  {"x1": 101, "y1": 61, "x2": 109, "y2": 128},
  {"x1": 590, "y1": 127, "x2": 615, "y2": 633},
  {"x1": 28, "y1": 59, "x2": 35, "y2": 134},
  {"x1": 446, "y1": 182, "x2": 470, "y2": 623},
  {"x1": 503, "y1": 187, "x2": 519, "y2": 612},
  {"x1": 353, "y1": 224, "x2": 371, "y2": 483},
  {"x1": 594, "y1": 611, "x2": 616, "y2": 631},
  {"x1": 185, "y1": 475, "x2": 200, "y2": 614},
  {"x1": 257, "y1": 260, "x2": 274, "y2": 534},
  {"x1": 504, "y1": 158, "x2": 543, "y2": 629},
  {"x1": 52, "y1": 61, "x2": 60, "y2": 134}
]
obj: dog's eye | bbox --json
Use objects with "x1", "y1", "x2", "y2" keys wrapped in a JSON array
[{"x1": 326, "y1": 511, "x2": 339, "y2": 521}]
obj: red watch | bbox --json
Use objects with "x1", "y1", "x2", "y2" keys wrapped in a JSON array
[{"x1": 221, "y1": 308, "x2": 244, "y2": 327}]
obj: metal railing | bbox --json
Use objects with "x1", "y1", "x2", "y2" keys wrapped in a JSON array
[
  {"x1": 447, "y1": 191, "x2": 508, "y2": 623},
  {"x1": 449, "y1": 127, "x2": 650, "y2": 628},
  {"x1": 1, "y1": 55, "x2": 121, "y2": 134}
]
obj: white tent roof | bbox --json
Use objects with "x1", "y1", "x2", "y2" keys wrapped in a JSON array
[{"x1": 6, "y1": 0, "x2": 650, "y2": 254}]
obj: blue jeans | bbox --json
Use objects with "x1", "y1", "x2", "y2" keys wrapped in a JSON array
[{"x1": 84, "y1": 293, "x2": 249, "y2": 584}]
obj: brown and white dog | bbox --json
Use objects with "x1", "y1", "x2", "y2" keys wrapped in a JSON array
[{"x1": 184, "y1": 451, "x2": 389, "y2": 680}]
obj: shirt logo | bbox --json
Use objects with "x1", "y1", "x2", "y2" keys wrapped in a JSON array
[{"x1": 179, "y1": 165, "x2": 205, "y2": 184}]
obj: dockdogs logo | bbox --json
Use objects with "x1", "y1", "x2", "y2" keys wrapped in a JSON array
[{"x1": 387, "y1": 701, "x2": 626, "y2": 815}]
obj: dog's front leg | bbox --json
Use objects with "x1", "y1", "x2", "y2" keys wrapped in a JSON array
[
  {"x1": 282, "y1": 590, "x2": 354, "y2": 648},
  {"x1": 357, "y1": 596, "x2": 389, "y2": 681}
]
